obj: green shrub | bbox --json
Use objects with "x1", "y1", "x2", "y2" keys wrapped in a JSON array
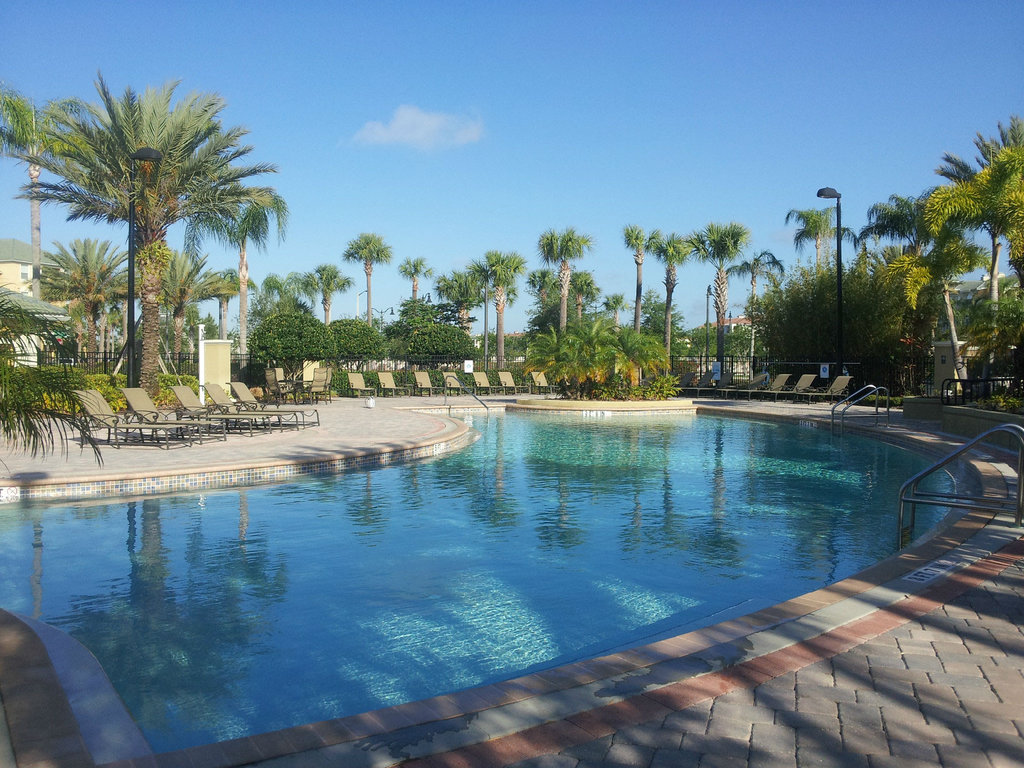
[
  {"x1": 250, "y1": 313, "x2": 335, "y2": 377},
  {"x1": 330, "y1": 319, "x2": 386, "y2": 359}
]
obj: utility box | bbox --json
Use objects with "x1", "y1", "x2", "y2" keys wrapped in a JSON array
[
  {"x1": 933, "y1": 340, "x2": 963, "y2": 394},
  {"x1": 201, "y1": 340, "x2": 232, "y2": 403}
]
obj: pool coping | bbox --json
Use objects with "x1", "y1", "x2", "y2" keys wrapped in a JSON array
[{"x1": 1, "y1": 404, "x2": 1021, "y2": 768}]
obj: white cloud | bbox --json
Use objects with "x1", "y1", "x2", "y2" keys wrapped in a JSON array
[{"x1": 352, "y1": 105, "x2": 483, "y2": 150}]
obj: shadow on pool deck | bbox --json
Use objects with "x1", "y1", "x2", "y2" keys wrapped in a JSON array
[{"x1": 1, "y1": 397, "x2": 1023, "y2": 768}]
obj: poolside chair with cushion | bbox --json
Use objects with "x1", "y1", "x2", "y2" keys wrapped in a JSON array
[
  {"x1": 785, "y1": 374, "x2": 818, "y2": 401},
  {"x1": 497, "y1": 371, "x2": 529, "y2": 394},
  {"x1": 378, "y1": 371, "x2": 411, "y2": 396},
  {"x1": 802, "y1": 375, "x2": 853, "y2": 403},
  {"x1": 304, "y1": 366, "x2": 333, "y2": 403},
  {"x1": 753, "y1": 374, "x2": 792, "y2": 401},
  {"x1": 265, "y1": 368, "x2": 299, "y2": 404},
  {"x1": 727, "y1": 372, "x2": 769, "y2": 399},
  {"x1": 676, "y1": 371, "x2": 696, "y2": 390},
  {"x1": 228, "y1": 382, "x2": 319, "y2": 428},
  {"x1": 413, "y1": 371, "x2": 443, "y2": 396},
  {"x1": 169, "y1": 385, "x2": 276, "y2": 435},
  {"x1": 711, "y1": 371, "x2": 739, "y2": 398},
  {"x1": 74, "y1": 389, "x2": 200, "y2": 448},
  {"x1": 443, "y1": 372, "x2": 466, "y2": 395},
  {"x1": 346, "y1": 372, "x2": 377, "y2": 397},
  {"x1": 529, "y1": 370, "x2": 555, "y2": 394},
  {"x1": 472, "y1": 371, "x2": 494, "y2": 394},
  {"x1": 120, "y1": 387, "x2": 227, "y2": 442}
]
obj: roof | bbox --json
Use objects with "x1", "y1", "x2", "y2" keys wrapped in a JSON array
[
  {"x1": 0, "y1": 238, "x2": 57, "y2": 267},
  {"x1": 0, "y1": 286, "x2": 69, "y2": 318}
]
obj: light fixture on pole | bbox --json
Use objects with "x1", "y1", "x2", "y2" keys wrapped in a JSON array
[
  {"x1": 356, "y1": 289, "x2": 367, "y2": 318},
  {"x1": 126, "y1": 147, "x2": 162, "y2": 389},
  {"x1": 817, "y1": 187, "x2": 843, "y2": 376},
  {"x1": 704, "y1": 285, "x2": 712, "y2": 367},
  {"x1": 373, "y1": 306, "x2": 394, "y2": 330}
]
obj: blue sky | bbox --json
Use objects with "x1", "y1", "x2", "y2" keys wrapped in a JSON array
[{"x1": 2, "y1": 0, "x2": 1022, "y2": 334}]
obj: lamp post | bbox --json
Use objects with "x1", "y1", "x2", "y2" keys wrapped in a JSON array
[
  {"x1": 704, "y1": 285, "x2": 712, "y2": 369},
  {"x1": 126, "y1": 147, "x2": 162, "y2": 389},
  {"x1": 817, "y1": 186, "x2": 843, "y2": 376},
  {"x1": 373, "y1": 306, "x2": 394, "y2": 330},
  {"x1": 356, "y1": 289, "x2": 367, "y2": 318}
]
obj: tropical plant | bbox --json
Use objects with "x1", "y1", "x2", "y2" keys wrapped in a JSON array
[
  {"x1": 41, "y1": 238, "x2": 125, "y2": 355},
  {"x1": 329, "y1": 318, "x2": 386, "y2": 359},
  {"x1": 161, "y1": 250, "x2": 222, "y2": 356},
  {"x1": 486, "y1": 250, "x2": 527, "y2": 366},
  {"x1": 398, "y1": 257, "x2": 434, "y2": 300},
  {"x1": 936, "y1": 116, "x2": 1024, "y2": 301},
  {"x1": 569, "y1": 270, "x2": 600, "y2": 321},
  {"x1": 23, "y1": 75, "x2": 282, "y2": 394},
  {"x1": 526, "y1": 268, "x2": 558, "y2": 305},
  {"x1": 622, "y1": 225, "x2": 663, "y2": 331},
  {"x1": 690, "y1": 222, "x2": 751, "y2": 367},
  {"x1": 613, "y1": 327, "x2": 669, "y2": 386},
  {"x1": 434, "y1": 270, "x2": 482, "y2": 333},
  {"x1": 250, "y1": 272, "x2": 312, "y2": 322},
  {"x1": 211, "y1": 196, "x2": 289, "y2": 355},
  {"x1": 1, "y1": 87, "x2": 80, "y2": 300},
  {"x1": 248, "y1": 312, "x2": 335, "y2": 378},
  {"x1": 405, "y1": 323, "x2": 475, "y2": 362},
  {"x1": 343, "y1": 233, "x2": 392, "y2": 325},
  {"x1": 467, "y1": 256, "x2": 496, "y2": 362},
  {"x1": 210, "y1": 269, "x2": 241, "y2": 340},
  {"x1": 654, "y1": 232, "x2": 690, "y2": 354},
  {"x1": 526, "y1": 319, "x2": 617, "y2": 398},
  {"x1": 602, "y1": 293, "x2": 629, "y2": 327},
  {"x1": 538, "y1": 227, "x2": 594, "y2": 331},
  {"x1": 785, "y1": 207, "x2": 855, "y2": 269},
  {"x1": 728, "y1": 249, "x2": 783, "y2": 360},
  {"x1": 298, "y1": 263, "x2": 353, "y2": 324}
]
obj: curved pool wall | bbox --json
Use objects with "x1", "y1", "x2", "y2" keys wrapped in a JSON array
[{"x1": 0, "y1": 405, "x2": 1007, "y2": 765}]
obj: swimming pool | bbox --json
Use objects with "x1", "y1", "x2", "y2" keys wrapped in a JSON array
[{"x1": 0, "y1": 413, "x2": 953, "y2": 752}]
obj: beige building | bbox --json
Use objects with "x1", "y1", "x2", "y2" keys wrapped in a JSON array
[{"x1": 0, "y1": 238, "x2": 56, "y2": 295}]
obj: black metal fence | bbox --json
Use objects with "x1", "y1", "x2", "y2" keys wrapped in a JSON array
[{"x1": 940, "y1": 377, "x2": 1019, "y2": 406}]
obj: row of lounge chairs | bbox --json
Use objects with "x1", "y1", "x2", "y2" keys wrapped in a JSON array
[
  {"x1": 75, "y1": 383, "x2": 319, "y2": 449},
  {"x1": 678, "y1": 372, "x2": 852, "y2": 402},
  {"x1": 345, "y1": 370, "x2": 554, "y2": 397}
]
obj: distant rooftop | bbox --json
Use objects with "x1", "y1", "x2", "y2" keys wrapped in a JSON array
[
  {"x1": 0, "y1": 238, "x2": 57, "y2": 267},
  {"x1": 0, "y1": 286, "x2": 69, "y2": 318}
]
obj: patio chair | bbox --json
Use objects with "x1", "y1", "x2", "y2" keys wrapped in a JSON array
[
  {"x1": 529, "y1": 371, "x2": 555, "y2": 394},
  {"x1": 472, "y1": 371, "x2": 494, "y2": 394},
  {"x1": 682, "y1": 370, "x2": 715, "y2": 397},
  {"x1": 754, "y1": 374, "x2": 792, "y2": 401},
  {"x1": 413, "y1": 371, "x2": 443, "y2": 395},
  {"x1": 74, "y1": 389, "x2": 199, "y2": 448},
  {"x1": 726, "y1": 372, "x2": 769, "y2": 399},
  {"x1": 305, "y1": 366, "x2": 333, "y2": 403},
  {"x1": 497, "y1": 371, "x2": 529, "y2": 394},
  {"x1": 169, "y1": 385, "x2": 276, "y2": 435},
  {"x1": 265, "y1": 368, "x2": 299, "y2": 404},
  {"x1": 120, "y1": 387, "x2": 227, "y2": 442},
  {"x1": 711, "y1": 371, "x2": 738, "y2": 398},
  {"x1": 378, "y1": 371, "x2": 411, "y2": 396},
  {"x1": 228, "y1": 382, "x2": 319, "y2": 428},
  {"x1": 785, "y1": 374, "x2": 818, "y2": 400},
  {"x1": 443, "y1": 372, "x2": 466, "y2": 395},
  {"x1": 802, "y1": 375, "x2": 853, "y2": 403},
  {"x1": 346, "y1": 372, "x2": 377, "y2": 397},
  {"x1": 676, "y1": 371, "x2": 696, "y2": 390}
]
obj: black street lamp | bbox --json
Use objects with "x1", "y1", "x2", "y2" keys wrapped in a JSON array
[
  {"x1": 373, "y1": 306, "x2": 394, "y2": 330},
  {"x1": 817, "y1": 186, "x2": 843, "y2": 376},
  {"x1": 126, "y1": 147, "x2": 162, "y2": 388},
  {"x1": 704, "y1": 285, "x2": 712, "y2": 368}
]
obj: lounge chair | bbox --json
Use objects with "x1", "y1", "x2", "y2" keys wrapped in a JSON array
[
  {"x1": 682, "y1": 370, "x2": 716, "y2": 397},
  {"x1": 785, "y1": 374, "x2": 818, "y2": 400},
  {"x1": 119, "y1": 387, "x2": 227, "y2": 442},
  {"x1": 753, "y1": 374, "x2": 792, "y2": 401},
  {"x1": 413, "y1": 371, "x2": 442, "y2": 395},
  {"x1": 304, "y1": 366, "x2": 333, "y2": 403},
  {"x1": 378, "y1": 371, "x2": 411, "y2": 396},
  {"x1": 676, "y1": 371, "x2": 696, "y2": 390},
  {"x1": 498, "y1": 371, "x2": 529, "y2": 394},
  {"x1": 529, "y1": 371, "x2": 555, "y2": 394},
  {"x1": 228, "y1": 382, "x2": 319, "y2": 428},
  {"x1": 710, "y1": 371, "x2": 739, "y2": 398},
  {"x1": 472, "y1": 371, "x2": 494, "y2": 394},
  {"x1": 726, "y1": 372, "x2": 770, "y2": 399},
  {"x1": 443, "y1": 372, "x2": 466, "y2": 395},
  {"x1": 802, "y1": 375, "x2": 853, "y2": 403},
  {"x1": 169, "y1": 385, "x2": 276, "y2": 435},
  {"x1": 74, "y1": 389, "x2": 199, "y2": 448},
  {"x1": 346, "y1": 372, "x2": 377, "y2": 397}
]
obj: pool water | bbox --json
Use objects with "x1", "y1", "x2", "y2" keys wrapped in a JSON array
[{"x1": 0, "y1": 413, "x2": 953, "y2": 751}]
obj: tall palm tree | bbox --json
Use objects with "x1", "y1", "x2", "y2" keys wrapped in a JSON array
[
  {"x1": 24, "y1": 75, "x2": 281, "y2": 394},
  {"x1": 867, "y1": 192, "x2": 987, "y2": 379},
  {"x1": 527, "y1": 268, "x2": 559, "y2": 306},
  {"x1": 212, "y1": 196, "x2": 289, "y2": 355},
  {"x1": 1, "y1": 88, "x2": 79, "y2": 300},
  {"x1": 785, "y1": 207, "x2": 854, "y2": 269},
  {"x1": 468, "y1": 255, "x2": 497, "y2": 364},
  {"x1": 654, "y1": 233, "x2": 689, "y2": 354},
  {"x1": 211, "y1": 269, "x2": 241, "y2": 340},
  {"x1": 343, "y1": 233, "x2": 392, "y2": 325},
  {"x1": 161, "y1": 250, "x2": 222, "y2": 356},
  {"x1": 569, "y1": 270, "x2": 599, "y2": 321},
  {"x1": 398, "y1": 256, "x2": 434, "y2": 300},
  {"x1": 434, "y1": 270, "x2": 482, "y2": 333},
  {"x1": 299, "y1": 263, "x2": 353, "y2": 324},
  {"x1": 727, "y1": 249, "x2": 783, "y2": 360},
  {"x1": 622, "y1": 225, "x2": 663, "y2": 332},
  {"x1": 486, "y1": 250, "x2": 527, "y2": 366},
  {"x1": 691, "y1": 222, "x2": 751, "y2": 366},
  {"x1": 538, "y1": 227, "x2": 594, "y2": 331},
  {"x1": 936, "y1": 116, "x2": 1024, "y2": 300},
  {"x1": 602, "y1": 293, "x2": 629, "y2": 327},
  {"x1": 41, "y1": 238, "x2": 126, "y2": 355}
]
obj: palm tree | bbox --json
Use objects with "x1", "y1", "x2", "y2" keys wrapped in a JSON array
[
  {"x1": 161, "y1": 250, "x2": 222, "y2": 356},
  {"x1": 603, "y1": 293, "x2": 629, "y2": 327},
  {"x1": 691, "y1": 222, "x2": 751, "y2": 366},
  {"x1": 299, "y1": 264, "x2": 353, "y2": 324},
  {"x1": 212, "y1": 196, "x2": 289, "y2": 355},
  {"x1": 398, "y1": 257, "x2": 434, "y2": 300},
  {"x1": 486, "y1": 251, "x2": 527, "y2": 366},
  {"x1": 526, "y1": 268, "x2": 558, "y2": 305},
  {"x1": 785, "y1": 207, "x2": 854, "y2": 269},
  {"x1": 622, "y1": 225, "x2": 663, "y2": 332},
  {"x1": 41, "y1": 239, "x2": 125, "y2": 355},
  {"x1": 613, "y1": 327, "x2": 669, "y2": 385},
  {"x1": 211, "y1": 269, "x2": 241, "y2": 340},
  {"x1": 569, "y1": 270, "x2": 599, "y2": 321},
  {"x1": 434, "y1": 270, "x2": 482, "y2": 333},
  {"x1": 24, "y1": 75, "x2": 282, "y2": 394},
  {"x1": 936, "y1": 116, "x2": 1024, "y2": 300},
  {"x1": 343, "y1": 233, "x2": 392, "y2": 325},
  {"x1": 654, "y1": 233, "x2": 689, "y2": 354},
  {"x1": 1, "y1": 88, "x2": 79, "y2": 300},
  {"x1": 538, "y1": 227, "x2": 594, "y2": 331},
  {"x1": 468, "y1": 255, "x2": 497, "y2": 364},
  {"x1": 728, "y1": 249, "x2": 783, "y2": 360},
  {"x1": 867, "y1": 192, "x2": 988, "y2": 378}
]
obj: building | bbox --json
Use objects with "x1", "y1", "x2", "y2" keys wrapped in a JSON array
[{"x1": 0, "y1": 238, "x2": 57, "y2": 295}]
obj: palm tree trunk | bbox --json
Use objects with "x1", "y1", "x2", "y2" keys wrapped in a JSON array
[
  {"x1": 749, "y1": 276, "x2": 756, "y2": 362},
  {"x1": 29, "y1": 164, "x2": 41, "y2": 300},
  {"x1": 412, "y1": 276, "x2": 419, "y2": 301},
  {"x1": 989, "y1": 232, "x2": 1001, "y2": 302},
  {"x1": 633, "y1": 255, "x2": 643, "y2": 332},
  {"x1": 715, "y1": 268, "x2": 728, "y2": 368},
  {"x1": 173, "y1": 310, "x2": 185, "y2": 357},
  {"x1": 558, "y1": 261, "x2": 571, "y2": 331},
  {"x1": 141, "y1": 271, "x2": 162, "y2": 396},
  {"x1": 238, "y1": 241, "x2": 249, "y2": 355},
  {"x1": 664, "y1": 266, "x2": 676, "y2": 354},
  {"x1": 943, "y1": 288, "x2": 967, "y2": 379},
  {"x1": 219, "y1": 298, "x2": 228, "y2": 340},
  {"x1": 495, "y1": 290, "x2": 506, "y2": 367},
  {"x1": 85, "y1": 310, "x2": 97, "y2": 356},
  {"x1": 364, "y1": 262, "x2": 373, "y2": 325},
  {"x1": 323, "y1": 298, "x2": 331, "y2": 325}
]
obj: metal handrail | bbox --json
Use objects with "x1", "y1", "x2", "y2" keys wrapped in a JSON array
[
  {"x1": 831, "y1": 385, "x2": 890, "y2": 434},
  {"x1": 443, "y1": 375, "x2": 490, "y2": 412},
  {"x1": 896, "y1": 423, "x2": 1024, "y2": 549}
]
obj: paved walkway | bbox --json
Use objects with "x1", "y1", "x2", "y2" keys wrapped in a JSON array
[{"x1": 0, "y1": 396, "x2": 1022, "y2": 768}]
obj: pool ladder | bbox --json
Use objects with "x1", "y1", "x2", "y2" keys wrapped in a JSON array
[
  {"x1": 831, "y1": 385, "x2": 889, "y2": 434},
  {"x1": 443, "y1": 377, "x2": 490, "y2": 413},
  {"x1": 896, "y1": 423, "x2": 1024, "y2": 549}
]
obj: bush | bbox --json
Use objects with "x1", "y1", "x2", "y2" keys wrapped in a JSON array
[
  {"x1": 249, "y1": 313, "x2": 335, "y2": 377},
  {"x1": 406, "y1": 324, "x2": 475, "y2": 362},
  {"x1": 330, "y1": 318, "x2": 386, "y2": 360}
]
